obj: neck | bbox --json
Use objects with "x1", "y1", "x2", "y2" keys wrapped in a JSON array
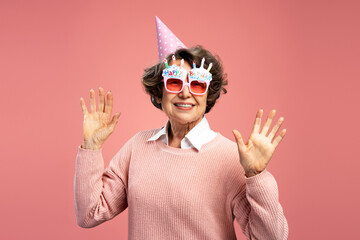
[{"x1": 168, "y1": 117, "x2": 203, "y2": 148}]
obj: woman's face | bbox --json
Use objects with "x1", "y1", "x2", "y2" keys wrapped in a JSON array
[{"x1": 161, "y1": 59, "x2": 208, "y2": 126}]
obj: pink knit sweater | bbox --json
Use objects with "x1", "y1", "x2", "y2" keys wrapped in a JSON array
[{"x1": 74, "y1": 129, "x2": 288, "y2": 239}]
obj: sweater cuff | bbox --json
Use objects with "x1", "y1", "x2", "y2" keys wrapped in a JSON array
[
  {"x1": 245, "y1": 169, "x2": 278, "y2": 196},
  {"x1": 76, "y1": 145, "x2": 104, "y2": 172},
  {"x1": 77, "y1": 145, "x2": 104, "y2": 163},
  {"x1": 244, "y1": 168, "x2": 268, "y2": 181},
  {"x1": 78, "y1": 145, "x2": 103, "y2": 153}
]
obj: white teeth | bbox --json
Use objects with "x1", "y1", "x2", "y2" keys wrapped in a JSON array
[{"x1": 175, "y1": 104, "x2": 193, "y2": 107}]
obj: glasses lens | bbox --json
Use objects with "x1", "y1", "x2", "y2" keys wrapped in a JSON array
[
  {"x1": 166, "y1": 78, "x2": 183, "y2": 92},
  {"x1": 190, "y1": 80, "x2": 207, "y2": 94}
]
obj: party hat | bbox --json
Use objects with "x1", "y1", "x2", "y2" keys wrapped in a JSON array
[{"x1": 155, "y1": 16, "x2": 186, "y2": 61}]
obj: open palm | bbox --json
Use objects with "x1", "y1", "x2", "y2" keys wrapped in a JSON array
[
  {"x1": 80, "y1": 87, "x2": 121, "y2": 149},
  {"x1": 233, "y1": 109, "x2": 286, "y2": 177}
]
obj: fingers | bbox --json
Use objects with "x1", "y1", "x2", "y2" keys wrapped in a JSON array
[
  {"x1": 232, "y1": 129, "x2": 246, "y2": 153},
  {"x1": 80, "y1": 97, "x2": 88, "y2": 115},
  {"x1": 268, "y1": 116, "x2": 284, "y2": 141},
  {"x1": 98, "y1": 87, "x2": 105, "y2": 112},
  {"x1": 250, "y1": 109, "x2": 263, "y2": 135},
  {"x1": 272, "y1": 129, "x2": 287, "y2": 148},
  {"x1": 88, "y1": 87, "x2": 113, "y2": 114},
  {"x1": 105, "y1": 90, "x2": 113, "y2": 115},
  {"x1": 260, "y1": 109, "x2": 276, "y2": 136},
  {"x1": 90, "y1": 89, "x2": 96, "y2": 113}
]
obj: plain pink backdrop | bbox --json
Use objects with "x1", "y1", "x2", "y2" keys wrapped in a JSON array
[{"x1": 1, "y1": 0, "x2": 359, "y2": 239}]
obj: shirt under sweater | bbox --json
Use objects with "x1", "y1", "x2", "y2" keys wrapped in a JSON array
[
  {"x1": 74, "y1": 129, "x2": 288, "y2": 239},
  {"x1": 147, "y1": 116, "x2": 217, "y2": 150}
]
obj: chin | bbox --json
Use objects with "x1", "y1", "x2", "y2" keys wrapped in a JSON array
[{"x1": 171, "y1": 114, "x2": 202, "y2": 125}]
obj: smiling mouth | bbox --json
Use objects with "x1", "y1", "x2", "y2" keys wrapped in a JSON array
[{"x1": 174, "y1": 103, "x2": 195, "y2": 108}]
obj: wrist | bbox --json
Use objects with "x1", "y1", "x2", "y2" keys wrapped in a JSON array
[
  {"x1": 81, "y1": 140, "x2": 102, "y2": 150},
  {"x1": 245, "y1": 169, "x2": 263, "y2": 178}
]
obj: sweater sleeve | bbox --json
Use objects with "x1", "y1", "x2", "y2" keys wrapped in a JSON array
[
  {"x1": 232, "y1": 169, "x2": 289, "y2": 240},
  {"x1": 74, "y1": 137, "x2": 133, "y2": 228}
]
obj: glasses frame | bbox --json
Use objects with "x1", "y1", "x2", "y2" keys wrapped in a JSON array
[{"x1": 162, "y1": 76, "x2": 210, "y2": 96}]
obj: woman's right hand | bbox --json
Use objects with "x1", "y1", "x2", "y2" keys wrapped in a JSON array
[{"x1": 80, "y1": 87, "x2": 121, "y2": 150}]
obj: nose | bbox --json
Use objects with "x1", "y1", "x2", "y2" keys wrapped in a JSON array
[{"x1": 178, "y1": 82, "x2": 191, "y2": 98}]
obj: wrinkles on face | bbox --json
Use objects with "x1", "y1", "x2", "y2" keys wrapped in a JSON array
[{"x1": 161, "y1": 59, "x2": 207, "y2": 147}]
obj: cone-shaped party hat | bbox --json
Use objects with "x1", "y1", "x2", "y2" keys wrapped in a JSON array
[{"x1": 155, "y1": 16, "x2": 186, "y2": 61}]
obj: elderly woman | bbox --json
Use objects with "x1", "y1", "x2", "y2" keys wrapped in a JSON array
[{"x1": 74, "y1": 45, "x2": 288, "y2": 239}]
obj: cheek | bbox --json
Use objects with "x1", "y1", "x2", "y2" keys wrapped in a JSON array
[
  {"x1": 161, "y1": 89, "x2": 173, "y2": 108},
  {"x1": 161, "y1": 87, "x2": 168, "y2": 103},
  {"x1": 197, "y1": 96, "x2": 208, "y2": 110},
  {"x1": 202, "y1": 99, "x2": 207, "y2": 110}
]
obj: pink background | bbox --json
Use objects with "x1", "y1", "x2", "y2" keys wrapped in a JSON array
[{"x1": 1, "y1": 0, "x2": 359, "y2": 239}]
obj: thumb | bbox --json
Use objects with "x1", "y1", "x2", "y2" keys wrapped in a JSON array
[
  {"x1": 109, "y1": 112, "x2": 121, "y2": 129},
  {"x1": 232, "y1": 129, "x2": 246, "y2": 153}
]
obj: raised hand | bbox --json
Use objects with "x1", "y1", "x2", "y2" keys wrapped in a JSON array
[
  {"x1": 80, "y1": 87, "x2": 121, "y2": 150},
  {"x1": 232, "y1": 109, "x2": 286, "y2": 177}
]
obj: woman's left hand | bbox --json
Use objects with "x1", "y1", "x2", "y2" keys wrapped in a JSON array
[{"x1": 232, "y1": 109, "x2": 286, "y2": 177}]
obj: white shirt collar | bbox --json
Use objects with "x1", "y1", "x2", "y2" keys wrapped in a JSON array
[{"x1": 147, "y1": 116, "x2": 217, "y2": 151}]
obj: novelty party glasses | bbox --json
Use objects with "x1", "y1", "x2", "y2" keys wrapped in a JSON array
[
  {"x1": 162, "y1": 56, "x2": 213, "y2": 96},
  {"x1": 164, "y1": 78, "x2": 209, "y2": 95}
]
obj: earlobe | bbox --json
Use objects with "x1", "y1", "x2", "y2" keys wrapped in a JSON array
[
  {"x1": 152, "y1": 96, "x2": 162, "y2": 105},
  {"x1": 155, "y1": 97, "x2": 162, "y2": 104}
]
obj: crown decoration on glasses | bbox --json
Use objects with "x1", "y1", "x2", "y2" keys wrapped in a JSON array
[
  {"x1": 189, "y1": 57, "x2": 213, "y2": 82},
  {"x1": 162, "y1": 55, "x2": 187, "y2": 81},
  {"x1": 162, "y1": 55, "x2": 213, "y2": 82}
]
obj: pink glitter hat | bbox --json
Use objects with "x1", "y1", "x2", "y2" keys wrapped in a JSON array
[{"x1": 155, "y1": 16, "x2": 186, "y2": 61}]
